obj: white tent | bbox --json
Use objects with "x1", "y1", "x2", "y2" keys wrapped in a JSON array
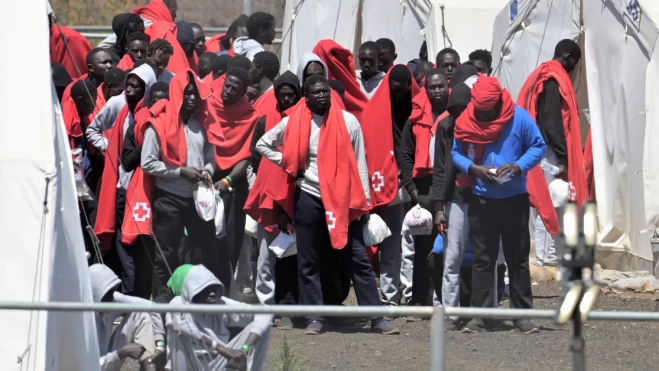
[
  {"x1": 0, "y1": 1, "x2": 100, "y2": 369},
  {"x1": 643, "y1": 0, "x2": 659, "y2": 248}
]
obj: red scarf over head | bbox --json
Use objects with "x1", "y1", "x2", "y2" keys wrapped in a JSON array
[
  {"x1": 50, "y1": 24, "x2": 93, "y2": 79},
  {"x1": 454, "y1": 76, "x2": 515, "y2": 187},
  {"x1": 409, "y1": 88, "x2": 449, "y2": 178},
  {"x1": 145, "y1": 21, "x2": 190, "y2": 74},
  {"x1": 517, "y1": 60, "x2": 587, "y2": 235},
  {"x1": 207, "y1": 90, "x2": 259, "y2": 170},
  {"x1": 312, "y1": 40, "x2": 369, "y2": 120},
  {"x1": 360, "y1": 65, "x2": 420, "y2": 208},
  {"x1": 272, "y1": 97, "x2": 368, "y2": 248},
  {"x1": 116, "y1": 54, "x2": 135, "y2": 70},
  {"x1": 132, "y1": 0, "x2": 174, "y2": 23}
]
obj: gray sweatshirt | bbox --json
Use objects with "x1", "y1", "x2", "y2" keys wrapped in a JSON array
[
  {"x1": 141, "y1": 117, "x2": 215, "y2": 198},
  {"x1": 356, "y1": 70, "x2": 386, "y2": 99},
  {"x1": 256, "y1": 110, "x2": 370, "y2": 204}
]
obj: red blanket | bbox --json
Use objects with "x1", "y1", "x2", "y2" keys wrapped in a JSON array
[
  {"x1": 132, "y1": 0, "x2": 174, "y2": 23},
  {"x1": 50, "y1": 24, "x2": 92, "y2": 79},
  {"x1": 116, "y1": 54, "x2": 135, "y2": 70},
  {"x1": 145, "y1": 21, "x2": 190, "y2": 74},
  {"x1": 517, "y1": 60, "x2": 587, "y2": 235},
  {"x1": 409, "y1": 89, "x2": 448, "y2": 178},
  {"x1": 584, "y1": 129, "x2": 595, "y2": 201}
]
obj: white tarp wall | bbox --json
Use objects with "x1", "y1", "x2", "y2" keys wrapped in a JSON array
[
  {"x1": 585, "y1": 0, "x2": 655, "y2": 272},
  {"x1": 279, "y1": 0, "x2": 430, "y2": 74},
  {"x1": 0, "y1": 0, "x2": 100, "y2": 369},
  {"x1": 425, "y1": 0, "x2": 510, "y2": 65}
]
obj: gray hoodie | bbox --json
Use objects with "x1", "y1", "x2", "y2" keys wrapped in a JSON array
[
  {"x1": 296, "y1": 52, "x2": 328, "y2": 86},
  {"x1": 89, "y1": 264, "x2": 165, "y2": 367},
  {"x1": 166, "y1": 265, "x2": 273, "y2": 369},
  {"x1": 232, "y1": 36, "x2": 265, "y2": 61}
]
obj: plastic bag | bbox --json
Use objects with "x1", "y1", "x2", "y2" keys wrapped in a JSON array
[
  {"x1": 214, "y1": 192, "x2": 226, "y2": 238},
  {"x1": 548, "y1": 179, "x2": 570, "y2": 207},
  {"x1": 245, "y1": 215, "x2": 258, "y2": 238},
  {"x1": 194, "y1": 182, "x2": 216, "y2": 221},
  {"x1": 72, "y1": 148, "x2": 92, "y2": 201},
  {"x1": 269, "y1": 232, "x2": 297, "y2": 258},
  {"x1": 402, "y1": 204, "x2": 433, "y2": 235},
  {"x1": 363, "y1": 214, "x2": 391, "y2": 246}
]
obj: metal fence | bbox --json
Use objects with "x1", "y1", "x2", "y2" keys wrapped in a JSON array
[
  {"x1": 70, "y1": 26, "x2": 284, "y2": 44},
  {"x1": 2, "y1": 301, "x2": 659, "y2": 371}
]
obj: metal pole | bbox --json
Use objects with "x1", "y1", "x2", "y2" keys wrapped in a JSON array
[
  {"x1": 430, "y1": 307, "x2": 446, "y2": 371},
  {"x1": 572, "y1": 298, "x2": 585, "y2": 371},
  {"x1": 243, "y1": 0, "x2": 252, "y2": 15}
]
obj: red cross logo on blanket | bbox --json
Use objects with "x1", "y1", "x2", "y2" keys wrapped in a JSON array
[
  {"x1": 568, "y1": 181, "x2": 577, "y2": 201},
  {"x1": 326, "y1": 211, "x2": 336, "y2": 230},
  {"x1": 132, "y1": 203, "x2": 151, "y2": 222},
  {"x1": 372, "y1": 171, "x2": 385, "y2": 192}
]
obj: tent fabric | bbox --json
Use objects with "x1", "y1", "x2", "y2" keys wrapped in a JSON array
[
  {"x1": 0, "y1": 1, "x2": 100, "y2": 369},
  {"x1": 584, "y1": 0, "x2": 654, "y2": 271}
]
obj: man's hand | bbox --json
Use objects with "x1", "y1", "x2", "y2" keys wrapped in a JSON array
[
  {"x1": 181, "y1": 167, "x2": 204, "y2": 184},
  {"x1": 360, "y1": 211, "x2": 371, "y2": 224},
  {"x1": 410, "y1": 189, "x2": 419, "y2": 205},
  {"x1": 214, "y1": 180, "x2": 230, "y2": 195},
  {"x1": 148, "y1": 348, "x2": 166, "y2": 369},
  {"x1": 217, "y1": 345, "x2": 246, "y2": 369},
  {"x1": 201, "y1": 170, "x2": 213, "y2": 186},
  {"x1": 554, "y1": 165, "x2": 568, "y2": 181},
  {"x1": 434, "y1": 211, "x2": 447, "y2": 236},
  {"x1": 117, "y1": 343, "x2": 145, "y2": 360},
  {"x1": 296, "y1": 169, "x2": 306, "y2": 180},
  {"x1": 278, "y1": 213, "x2": 292, "y2": 234},
  {"x1": 496, "y1": 163, "x2": 521, "y2": 178},
  {"x1": 246, "y1": 86, "x2": 260, "y2": 101},
  {"x1": 468, "y1": 164, "x2": 497, "y2": 184}
]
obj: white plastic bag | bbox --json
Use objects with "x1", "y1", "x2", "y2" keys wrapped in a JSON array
[
  {"x1": 245, "y1": 215, "x2": 258, "y2": 238},
  {"x1": 402, "y1": 204, "x2": 433, "y2": 235},
  {"x1": 363, "y1": 214, "x2": 391, "y2": 246},
  {"x1": 214, "y1": 192, "x2": 226, "y2": 238},
  {"x1": 549, "y1": 179, "x2": 570, "y2": 207},
  {"x1": 194, "y1": 182, "x2": 216, "y2": 221},
  {"x1": 269, "y1": 232, "x2": 297, "y2": 258}
]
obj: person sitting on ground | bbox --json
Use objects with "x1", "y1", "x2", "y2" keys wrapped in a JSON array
[
  {"x1": 233, "y1": 12, "x2": 276, "y2": 61},
  {"x1": 166, "y1": 264, "x2": 273, "y2": 371},
  {"x1": 356, "y1": 41, "x2": 385, "y2": 98},
  {"x1": 198, "y1": 52, "x2": 218, "y2": 80},
  {"x1": 376, "y1": 38, "x2": 397, "y2": 73},
  {"x1": 468, "y1": 49, "x2": 493, "y2": 76},
  {"x1": 89, "y1": 263, "x2": 165, "y2": 371},
  {"x1": 117, "y1": 32, "x2": 149, "y2": 70},
  {"x1": 190, "y1": 22, "x2": 207, "y2": 56},
  {"x1": 148, "y1": 38, "x2": 175, "y2": 84},
  {"x1": 435, "y1": 48, "x2": 460, "y2": 82}
]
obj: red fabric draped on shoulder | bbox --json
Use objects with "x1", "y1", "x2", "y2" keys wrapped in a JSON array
[
  {"x1": 132, "y1": 0, "x2": 174, "y2": 23},
  {"x1": 253, "y1": 89, "x2": 276, "y2": 115},
  {"x1": 205, "y1": 33, "x2": 225, "y2": 53},
  {"x1": 410, "y1": 89, "x2": 448, "y2": 178},
  {"x1": 117, "y1": 54, "x2": 135, "y2": 70},
  {"x1": 61, "y1": 92, "x2": 87, "y2": 149},
  {"x1": 360, "y1": 65, "x2": 420, "y2": 208},
  {"x1": 145, "y1": 21, "x2": 190, "y2": 74},
  {"x1": 584, "y1": 129, "x2": 595, "y2": 201},
  {"x1": 210, "y1": 74, "x2": 226, "y2": 94},
  {"x1": 312, "y1": 40, "x2": 369, "y2": 120},
  {"x1": 50, "y1": 24, "x2": 93, "y2": 79},
  {"x1": 517, "y1": 60, "x2": 587, "y2": 235}
]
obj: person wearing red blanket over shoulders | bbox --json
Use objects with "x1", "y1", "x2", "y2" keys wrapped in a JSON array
[
  {"x1": 256, "y1": 74, "x2": 399, "y2": 336},
  {"x1": 206, "y1": 68, "x2": 260, "y2": 288},
  {"x1": 399, "y1": 68, "x2": 449, "y2": 308},
  {"x1": 49, "y1": 16, "x2": 93, "y2": 79},
  {"x1": 117, "y1": 33, "x2": 149, "y2": 70},
  {"x1": 176, "y1": 21, "x2": 199, "y2": 73},
  {"x1": 141, "y1": 70, "x2": 218, "y2": 295},
  {"x1": 133, "y1": 0, "x2": 177, "y2": 24},
  {"x1": 148, "y1": 38, "x2": 176, "y2": 84},
  {"x1": 356, "y1": 41, "x2": 386, "y2": 99},
  {"x1": 189, "y1": 23, "x2": 207, "y2": 57},
  {"x1": 452, "y1": 76, "x2": 545, "y2": 334},
  {"x1": 360, "y1": 65, "x2": 420, "y2": 307},
  {"x1": 250, "y1": 51, "x2": 280, "y2": 106},
  {"x1": 518, "y1": 39, "x2": 586, "y2": 268}
]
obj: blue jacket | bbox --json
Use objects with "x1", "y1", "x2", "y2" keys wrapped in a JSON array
[{"x1": 451, "y1": 106, "x2": 546, "y2": 199}]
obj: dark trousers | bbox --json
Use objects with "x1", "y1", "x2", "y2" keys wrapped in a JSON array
[
  {"x1": 294, "y1": 190, "x2": 381, "y2": 324},
  {"x1": 151, "y1": 187, "x2": 219, "y2": 297},
  {"x1": 214, "y1": 172, "x2": 248, "y2": 271},
  {"x1": 410, "y1": 176, "x2": 438, "y2": 306},
  {"x1": 275, "y1": 255, "x2": 300, "y2": 305},
  {"x1": 468, "y1": 193, "x2": 532, "y2": 310}
]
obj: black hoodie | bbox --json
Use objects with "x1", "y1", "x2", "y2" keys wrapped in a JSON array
[
  {"x1": 108, "y1": 13, "x2": 142, "y2": 62},
  {"x1": 432, "y1": 82, "x2": 473, "y2": 212},
  {"x1": 249, "y1": 71, "x2": 302, "y2": 174}
]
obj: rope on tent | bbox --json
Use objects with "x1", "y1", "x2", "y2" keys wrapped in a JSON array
[
  {"x1": 276, "y1": 0, "x2": 308, "y2": 55},
  {"x1": 439, "y1": 5, "x2": 453, "y2": 50}
]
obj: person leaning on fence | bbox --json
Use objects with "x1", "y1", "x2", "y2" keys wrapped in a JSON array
[{"x1": 166, "y1": 264, "x2": 273, "y2": 371}]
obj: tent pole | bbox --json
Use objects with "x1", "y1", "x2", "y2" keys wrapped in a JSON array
[{"x1": 243, "y1": 0, "x2": 252, "y2": 15}]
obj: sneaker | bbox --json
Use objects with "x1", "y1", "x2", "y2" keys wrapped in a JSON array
[
  {"x1": 514, "y1": 319, "x2": 539, "y2": 334},
  {"x1": 404, "y1": 303, "x2": 423, "y2": 322},
  {"x1": 304, "y1": 321, "x2": 324, "y2": 335},
  {"x1": 276, "y1": 316, "x2": 294, "y2": 330},
  {"x1": 445, "y1": 318, "x2": 459, "y2": 332},
  {"x1": 371, "y1": 319, "x2": 400, "y2": 335},
  {"x1": 461, "y1": 318, "x2": 487, "y2": 333}
]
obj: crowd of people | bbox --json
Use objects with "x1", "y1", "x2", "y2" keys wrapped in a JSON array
[{"x1": 49, "y1": 0, "x2": 594, "y2": 369}]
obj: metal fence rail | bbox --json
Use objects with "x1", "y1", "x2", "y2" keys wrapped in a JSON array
[{"x1": 2, "y1": 301, "x2": 659, "y2": 371}]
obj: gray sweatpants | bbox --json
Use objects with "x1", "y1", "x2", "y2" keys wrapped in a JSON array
[
  {"x1": 534, "y1": 148, "x2": 559, "y2": 266},
  {"x1": 441, "y1": 202, "x2": 470, "y2": 319},
  {"x1": 255, "y1": 225, "x2": 278, "y2": 305},
  {"x1": 100, "y1": 312, "x2": 157, "y2": 371},
  {"x1": 378, "y1": 203, "x2": 405, "y2": 305},
  {"x1": 400, "y1": 233, "x2": 415, "y2": 302}
]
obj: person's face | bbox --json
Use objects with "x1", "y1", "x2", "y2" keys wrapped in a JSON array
[
  {"x1": 304, "y1": 62, "x2": 324, "y2": 82},
  {"x1": 471, "y1": 59, "x2": 492, "y2": 76},
  {"x1": 181, "y1": 43, "x2": 195, "y2": 58},
  {"x1": 89, "y1": 51, "x2": 114, "y2": 81},
  {"x1": 437, "y1": 53, "x2": 459, "y2": 80},
  {"x1": 127, "y1": 40, "x2": 148, "y2": 62},
  {"x1": 305, "y1": 81, "x2": 330, "y2": 112},
  {"x1": 474, "y1": 99, "x2": 503, "y2": 122},
  {"x1": 561, "y1": 54, "x2": 580, "y2": 74},
  {"x1": 260, "y1": 23, "x2": 276, "y2": 45},
  {"x1": 149, "y1": 50, "x2": 171, "y2": 76},
  {"x1": 198, "y1": 61, "x2": 213, "y2": 79},
  {"x1": 182, "y1": 82, "x2": 200, "y2": 113},
  {"x1": 425, "y1": 74, "x2": 449, "y2": 107},
  {"x1": 358, "y1": 48, "x2": 380, "y2": 79},
  {"x1": 276, "y1": 84, "x2": 299, "y2": 111},
  {"x1": 167, "y1": 1, "x2": 178, "y2": 21},
  {"x1": 151, "y1": 90, "x2": 169, "y2": 105},
  {"x1": 192, "y1": 28, "x2": 207, "y2": 56},
  {"x1": 249, "y1": 62, "x2": 261, "y2": 84},
  {"x1": 389, "y1": 79, "x2": 410, "y2": 104},
  {"x1": 103, "y1": 82, "x2": 124, "y2": 100},
  {"x1": 100, "y1": 286, "x2": 118, "y2": 303},
  {"x1": 222, "y1": 75, "x2": 247, "y2": 105},
  {"x1": 125, "y1": 76, "x2": 145, "y2": 103},
  {"x1": 378, "y1": 48, "x2": 396, "y2": 73},
  {"x1": 192, "y1": 284, "x2": 220, "y2": 304},
  {"x1": 74, "y1": 95, "x2": 95, "y2": 116}
]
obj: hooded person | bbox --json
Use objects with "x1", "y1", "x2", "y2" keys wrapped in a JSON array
[
  {"x1": 256, "y1": 74, "x2": 399, "y2": 336},
  {"x1": 451, "y1": 76, "x2": 545, "y2": 334},
  {"x1": 233, "y1": 12, "x2": 275, "y2": 61},
  {"x1": 312, "y1": 40, "x2": 369, "y2": 120},
  {"x1": 176, "y1": 20, "x2": 199, "y2": 73},
  {"x1": 89, "y1": 264, "x2": 165, "y2": 371},
  {"x1": 359, "y1": 65, "x2": 420, "y2": 307},
  {"x1": 132, "y1": 0, "x2": 176, "y2": 24},
  {"x1": 52, "y1": 62, "x2": 73, "y2": 103},
  {"x1": 165, "y1": 265, "x2": 273, "y2": 371},
  {"x1": 139, "y1": 70, "x2": 218, "y2": 297},
  {"x1": 245, "y1": 71, "x2": 301, "y2": 318},
  {"x1": 94, "y1": 64, "x2": 157, "y2": 299},
  {"x1": 102, "y1": 13, "x2": 145, "y2": 60},
  {"x1": 517, "y1": 39, "x2": 587, "y2": 267},
  {"x1": 49, "y1": 17, "x2": 93, "y2": 79},
  {"x1": 296, "y1": 52, "x2": 328, "y2": 84},
  {"x1": 207, "y1": 14, "x2": 248, "y2": 54}
]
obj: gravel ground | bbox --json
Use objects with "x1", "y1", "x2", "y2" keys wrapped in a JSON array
[{"x1": 122, "y1": 282, "x2": 659, "y2": 371}]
